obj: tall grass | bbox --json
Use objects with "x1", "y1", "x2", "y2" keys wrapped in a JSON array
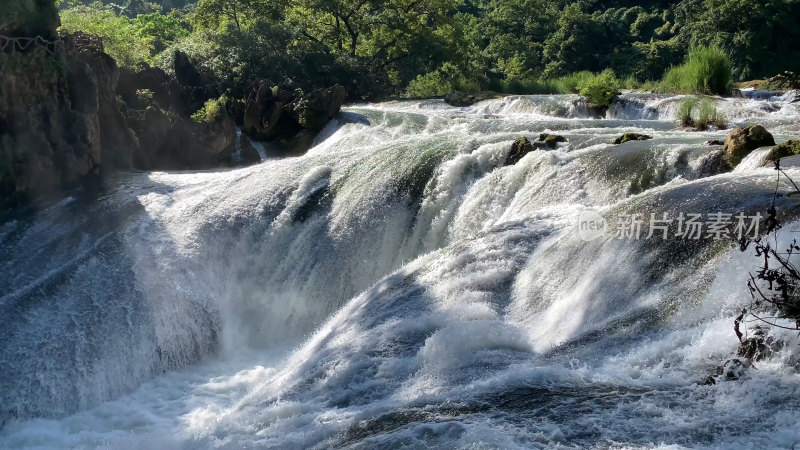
[
  {"x1": 676, "y1": 96, "x2": 726, "y2": 129},
  {"x1": 697, "y1": 98, "x2": 726, "y2": 129},
  {"x1": 660, "y1": 46, "x2": 732, "y2": 95},
  {"x1": 677, "y1": 97, "x2": 697, "y2": 127}
]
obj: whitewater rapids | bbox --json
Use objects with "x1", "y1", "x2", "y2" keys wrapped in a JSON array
[{"x1": 2, "y1": 93, "x2": 800, "y2": 449}]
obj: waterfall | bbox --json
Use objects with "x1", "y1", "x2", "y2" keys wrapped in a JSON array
[{"x1": 2, "y1": 94, "x2": 800, "y2": 449}]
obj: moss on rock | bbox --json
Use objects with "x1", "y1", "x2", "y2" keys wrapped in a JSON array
[
  {"x1": 538, "y1": 133, "x2": 567, "y2": 149},
  {"x1": 505, "y1": 137, "x2": 535, "y2": 166},
  {"x1": 613, "y1": 133, "x2": 652, "y2": 145},
  {"x1": 766, "y1": 140, "x2": 800, "y2": 162}
]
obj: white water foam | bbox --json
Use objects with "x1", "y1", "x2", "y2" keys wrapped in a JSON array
[{"x1": 2, "y1": 94, "x2": 800, "y2": 449}]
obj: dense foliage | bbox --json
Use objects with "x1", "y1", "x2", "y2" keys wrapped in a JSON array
[
  {"x1": 661, "y1": 46, "x2": 732, "y2": 95},
  {"x1": 54, "y1": 0, "x2": 800, "y2": 99}
]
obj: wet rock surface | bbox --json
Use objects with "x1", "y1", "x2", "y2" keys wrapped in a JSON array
[{"x1": 724, "y1": 125, "x2": 775, "y2": 167}]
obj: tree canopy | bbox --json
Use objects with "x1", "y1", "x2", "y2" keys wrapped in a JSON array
[{"x1": 54, "y1": 0, "x2": 800, "y2": 99}]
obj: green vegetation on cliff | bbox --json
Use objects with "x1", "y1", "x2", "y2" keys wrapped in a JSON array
[{"x1": 39, "y1": 0, "x2": 800, "y2": 100}]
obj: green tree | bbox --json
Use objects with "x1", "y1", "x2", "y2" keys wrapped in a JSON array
[
  {"x1": 133, "y1": 11, "x2": 191, "y2": 53},
  {"x1": 195, "y1": 0, "x2": 283, "y2": 30},
  {"x1": 481, "y1": 0, "x2": 559, "y2": 79},
  {"x1": 542, "y1": 3, "x2": 612, "y2": 77},
  {"x1": 677, "y1": 0, "x2": 800, "y2": 79},
  {"x1": 60, "y1": 3, "x2": 152, "y2": 67},
  {"x1": 287, "y1": 0, "x2": 461, "y2": 59}
]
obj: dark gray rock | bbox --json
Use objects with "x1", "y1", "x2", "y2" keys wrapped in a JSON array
[
  {"x1": 173, "y1": 50, "x2": 203, "y2": 87},
  {"x1": 612, "y1": 133, "x2": 652, "y2": 145},
  {"x1": 538, "y1": 133, "x2": 567, "y2": 149},
  {"x1": 505, "y1": 137, "x2": 535, "y2": 166}
]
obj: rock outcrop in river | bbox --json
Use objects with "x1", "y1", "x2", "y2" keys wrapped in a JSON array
[
  {"x1": 724, "y1": 125, "x2": 775, "y2": 166},
  {"x1": 115, "y1": 53, "x2": 243, "y2": 170},
  {"x1": 242, "y1": 78, "x2": 346, "y2": 154},
  {"x1": 0, "y1": 29, "x2": 138, "y2": 210}
]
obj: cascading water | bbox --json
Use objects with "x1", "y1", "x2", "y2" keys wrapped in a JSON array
[{"x1": 2, "y1": 93, "x2": 800, "y2": 449}]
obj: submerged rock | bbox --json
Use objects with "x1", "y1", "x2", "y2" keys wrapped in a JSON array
[
  {"x1": 504, "y1": 137, "x2": 535, "y2": 166},
  {"x1": 706, "y1": 140, "x2": 724, "y2": 146},
  {"x1": 737, "y1": 327, "x2": 783, "y2": 361},
  {"x1": 696, "y1": 149, "x2": 733, "y2": 177},
  {"x1": 781, "y1": 90, "x2": 800, "y2": 103},
  {"x1": 538, "y1": 133, "x2": 567, "y2": 149},
  {"x1": 766, "y1": 140, "x2": 800, "y2": 162},
  {"x1": 704, "y1": 358, "x2": 751, "y2": 385},
  {"x1": 724, "y1": 125, "x2": 775, "y2": 167},
  {"x1": 586, "y1": 104, "x2": 609, "y2": 119},
  {"x1": 704, "y1": 327, "x2": 783, "y2": 385},
  {"x1": 612, "y1": 133, "x2": 652, "y2": 145}
]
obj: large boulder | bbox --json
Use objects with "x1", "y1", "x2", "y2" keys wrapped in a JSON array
[
  {"x1": 127, "y1": 100, "x2": 237, "y2": 170},
  {"x1": 173, "y1": 50, "x2": 203, "y2": 87},
  {"x1": 723, "y1": 125, "x2": 775, "y2": 167},
  {"x1": 696, "y1": 148, "x2": 733, "y2": 177},
  {"x1": 767, "y1": 71, "x2": 800, "y2": 90},
  {"x1": 117, "y1": 62, "x2": 215, "y2": 117},
  {"x1": 243, "y1": 79, "x2": 285, "y2": 140},
  {"x1": 242, "y1": 79, "x2": 346, "y2": 151},
  {"x1": 288, "y1": 84, "x2": 346, "y2": 131},
  {"x1": 504, "y1": 137, "x2": 535, "y2": 166}
]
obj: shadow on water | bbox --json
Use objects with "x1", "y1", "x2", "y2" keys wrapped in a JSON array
[{"x1": 0, "y1": 173, "x2": 223, "y2": 425}]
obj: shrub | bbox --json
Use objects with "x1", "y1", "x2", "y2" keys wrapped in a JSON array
[
  {"x1": 620, "y1": 76, "x2": 658, "y2": 92},
  {"x1": 191, "y1": 95, "x2": 227, "y2": 123},
  {"x1": 405, "y1": 62, "x2": 479, "y2": 98},
  {"x1": 406, "y1": 71, "x2": 453, "y2": 98},
  {"x1": 59, "y1": 3, "x2": 153, "y2": 68},
  {"x1": 660, "y1": 46, "x2": 732, "y2": 95},
  {"x1": 486, "y1": 77, "x2": 562, "y2": 95},
  {"x1": 452, "y1": 78, "x2": 481, "y2": 94},
  {"x1": 555, "y1": 71, "x2": 594, "y2": 94},
  {"x1": 576, "y1": 69, "x2": 620, "y2": 107}
]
